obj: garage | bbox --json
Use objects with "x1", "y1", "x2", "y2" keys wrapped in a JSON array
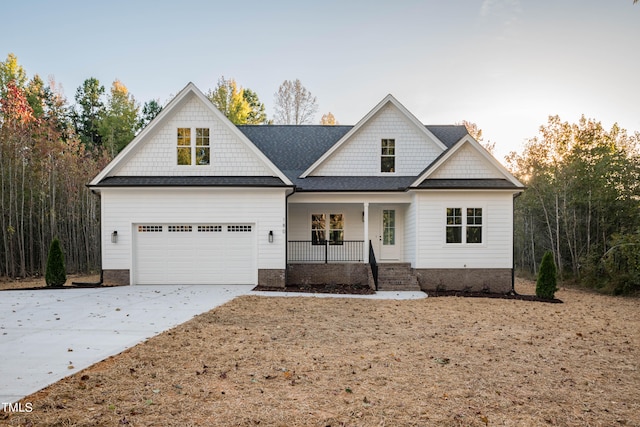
[{"x1": 133, "y1": 223, "x2": 256, "y2": 285}]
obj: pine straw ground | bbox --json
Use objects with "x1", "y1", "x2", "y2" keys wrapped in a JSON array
[{"x1": 2, "y1": 279, "x2": 639, "y2": 427}]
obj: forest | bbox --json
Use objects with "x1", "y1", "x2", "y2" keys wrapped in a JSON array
[{"x1": 1, "y1": 53, "x2": 639, "y2": 294}]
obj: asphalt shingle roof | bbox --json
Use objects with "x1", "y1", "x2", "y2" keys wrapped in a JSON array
[{"x1": 94, "y1": 176, "x2": 288, "y2": 187}]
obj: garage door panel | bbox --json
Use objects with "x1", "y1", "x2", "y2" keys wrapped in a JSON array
[{"x1": 134, "y1": 223, "x2": 255, "y2": 285}]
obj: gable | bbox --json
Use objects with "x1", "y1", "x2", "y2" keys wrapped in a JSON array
[
  {"x1": 90, "y1": 83, "x2": 291, "y2": 187},
  {"x1": 309, "y1": 102, "x2": 445, "y2": 177},
  {"x1": 112, "y1": 93, "x2": 271, "y2": 177},
  {"x1": 429, "y1": 143, "x2": 503, "y2": 179}
]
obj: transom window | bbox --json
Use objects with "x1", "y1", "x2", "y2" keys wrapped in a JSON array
[
  {"x1": 311, "y1": 213, "x2": 344, "y2": 245},
  {"x1": 381, "y1": 139, "x2": 395, "y2": 173},
  {"x1": 446, "y1": 207, "x2": 483, "y2": 244},
  {"x1": 176, "y1": 127, "x2": 210, "y2": 166}
]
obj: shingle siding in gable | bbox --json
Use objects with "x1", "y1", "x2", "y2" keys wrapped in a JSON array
[
  {"x1": 115, "y1": 95, "x2": 271, "y2": 177},
  {"x1": 311, "y1": 104, "x2": 444, "y2": 176},
  {"x1": 430, "y1": 144, "x2": 503, "y2": 179}
]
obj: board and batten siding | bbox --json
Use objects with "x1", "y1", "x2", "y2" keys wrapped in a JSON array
[
  {"x1": 312, "y1": 104, "x2": 443, "y2": 176},
  {"x1": 414, "y1": 191, "x2": 514, "y2": 269},
  {"x1": 114, "y1": 93, "x2": 272, "y2": 177},
  {"x1": 100, "y1": 188, "x2": 287, "y2": 271}
]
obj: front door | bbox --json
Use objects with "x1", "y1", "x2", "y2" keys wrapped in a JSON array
[{"x1": 380, "y1": 208, "x2": 400, "y2": 260}]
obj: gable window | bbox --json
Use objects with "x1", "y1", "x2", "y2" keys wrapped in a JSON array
[
  {"x1": 176, "y1": 127, "x2": 210, "y2": 166},
  {"x1": 381, "y1": 139, "x2": 395, "y2": 173},
  {"x1": 311, "y1": 213, "x2": 344, "y2": 245},
  {"x1": 446, "y1": 207, "x2": 483, "y2": 244}
]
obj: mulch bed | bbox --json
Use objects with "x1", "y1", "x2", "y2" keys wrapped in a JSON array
[
  {"x1": 253, "y1": 283, "x2": 376, "y2": 295},
  {"x1": 428, "y1": 289, "x2": 563, "y2": 303}
]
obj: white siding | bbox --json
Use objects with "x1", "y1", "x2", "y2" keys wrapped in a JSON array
[
  {"x1": 430, "y1": 144, "x2": 503, "y2": 179},
  {"x1": 312, "y1": 104, "x2": 443, "y2": 176},
  {"x1": 101, "y1": 188, "x2": 286, "y2": 272},
  {"x1": 114, "y1": 94, "x2": 272, "y2": 176},
  {"x1": 403, "y1": 194, "x2": 417, "y2": 266},
  {"x1": 288, "y1": 204, "x2": 365, "y2": 241},
  {"x1": 414, "y1": 191, "x2": 514, "y2": 268}
]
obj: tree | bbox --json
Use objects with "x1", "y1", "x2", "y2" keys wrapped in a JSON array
[
  {"x1": 45, "y1": 238, "x2": 66, "y2": 286},
  {"x1": 273, "y1": 79, "x2": 318, "y2": 125},
  {"x1": 207, "y1": 76, "x2": 250, "y2": 125},
  {"x1": 536, "y1": 251, "x2": 558, "y2": 299},
  {"x1": 99, "y1": 79, "x2": 139, "y2": 156},
  {"x1": 243, "y1": 88, "x2": 268, "y2": 124},
  {"x1": 461, "y1": 120, "x2": 495, "y2": 154},
  {"x1": 320, "y1": 112, "x2": 337, "y2": 125},
  {"x1": 138, "y1": 99, "x2": 163, "y2": 130},
  {"x1": 74, "y1": 77, "x2": 105, "y2": 148},
  {"x1": 0, "y1": 53, "x2": 27, "y2": 96}
]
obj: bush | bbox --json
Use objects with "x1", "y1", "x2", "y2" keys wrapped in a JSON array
[
  {"x1": 45, "y1": 238, "x2": 67, "y2": 287},
  {"x1": 536, "y1": 251, "x2": 558, "y2": 299}
]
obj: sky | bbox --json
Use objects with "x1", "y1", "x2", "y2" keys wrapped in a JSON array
[{"x1": 2, "y1": 0, "x2": 639, "y2": 162}]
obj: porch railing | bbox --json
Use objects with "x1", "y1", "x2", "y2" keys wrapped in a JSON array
[{"x1": 288, "y1": 240, "x2": 364, "y2": 263}]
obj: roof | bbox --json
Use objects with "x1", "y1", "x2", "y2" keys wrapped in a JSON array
[
  {"x1": 415, "y1": 179, "x2": 523, "y2": 190},
  {"x1": 92, "y1": 176, "x2": 289, "y2": 188},
  {"x1": 238, "y1": 124, "x2": 469, "y2": 187}
]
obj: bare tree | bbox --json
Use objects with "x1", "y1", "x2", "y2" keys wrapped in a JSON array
[{"x1": 273, "y1": 79, "x2": 318, "y2": 125}]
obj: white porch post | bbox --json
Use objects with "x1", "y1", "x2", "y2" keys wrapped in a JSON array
[{"x1": 363, "y1": 202, "x2": 369, "y2": 263}]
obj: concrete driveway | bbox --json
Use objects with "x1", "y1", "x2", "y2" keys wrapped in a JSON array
[{"x1": 0, "y1": 285, "x2": 253, "y2": 404}]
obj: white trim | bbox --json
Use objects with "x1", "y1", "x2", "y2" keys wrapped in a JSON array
[
  {"x1": 300, "y1": 94, "x2": 447, "y2": 178},
  {"x1": 410, "y1": 135, "x2": 524, "y2": 188},
  {"x1": 90, "y1": 82, "x2": 292, "y2": 186}
]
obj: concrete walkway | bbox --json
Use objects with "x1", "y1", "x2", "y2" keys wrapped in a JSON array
[{"x1": 0, "y1": 285, "x2": 426, "y2": 404}]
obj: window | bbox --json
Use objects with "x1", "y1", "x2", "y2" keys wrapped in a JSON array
[
  {"x1": 446, "y1": 207, "x2": 483, "y2": 244},
  {"x1": 311, "y1": 213, "x2": 344, "y2": 245},
  {"x1": 329, "y1": 214, "x2": 344, "y2": 245},
  {"x1": 176, "y1": 127, "x2": 210, "y2": 166},
  {"x1": 381, "y1": 139, "x2": 395, "y2": 173},
  {"x1": 311, "y1": 214, "x2": 326, "y2": 245},
  {"x1": 446, "y1": 208, "x2": 462, "y2": 243},
  {"x1": 383, "y1": 209, "x2": 395, "y2": 245},
  {"x1": 466, "y1": 208, "x2": 483, "y2": 244}
]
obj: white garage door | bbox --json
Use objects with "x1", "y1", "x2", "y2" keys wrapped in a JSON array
[{"x1": 134, "y1": 224, "x2": 256, "y2": 285}]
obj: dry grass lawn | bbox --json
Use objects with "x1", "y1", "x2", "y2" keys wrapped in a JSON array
[{"x1": 1, "y1": 278, "x2": 639, "y2": 426}]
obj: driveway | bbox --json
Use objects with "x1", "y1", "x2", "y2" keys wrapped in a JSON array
[{"x1": 0, "y1": 285, "x2": 253, "y2": 404}]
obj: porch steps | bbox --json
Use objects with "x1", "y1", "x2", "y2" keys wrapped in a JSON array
[{"x1": 376, "y1": 263, "x2": 421, "y2": 291}]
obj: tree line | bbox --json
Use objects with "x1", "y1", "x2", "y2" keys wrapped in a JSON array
[{"x1": 507, "y1": 116, "x2": 640, "y2": 294}]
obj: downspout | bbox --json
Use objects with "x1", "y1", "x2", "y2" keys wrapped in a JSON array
[{"x1": 511, "y1": 192, "x2": 522, "y2": 295}]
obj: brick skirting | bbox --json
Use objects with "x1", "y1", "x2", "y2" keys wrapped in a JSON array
[
  {"x1": 415, "y1": 268, "x2": 513, "y2": 294},
  {"x1": 258, "y1": 269, "x2": 286, "y2": 288},
  {"x1": 286, "y1": 264, "x2": 375, "y2": 289},
  {"x1": 102, "y1": 269, "x2": 130, "y2": 286}
]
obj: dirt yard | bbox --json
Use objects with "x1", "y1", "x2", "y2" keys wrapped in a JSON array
[{"x1": 2, "y1": 279, "x2": 639, "y2": 426}]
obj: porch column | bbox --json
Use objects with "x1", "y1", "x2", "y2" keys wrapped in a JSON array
[{"x1": 363, "y1": 202, "x2": 369, "y2": 263}]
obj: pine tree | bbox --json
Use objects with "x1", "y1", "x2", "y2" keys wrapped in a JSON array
[
  {"x1": 45, "y1": 238, "x2": 67, "y2": 287},
  {"x1": 536, "y1": 251, "x2": 558, "y2": 299}
]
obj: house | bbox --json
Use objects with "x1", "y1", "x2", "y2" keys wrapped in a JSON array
[{"x1": 89, "y1": 83, "x2": 524, "y2": 292}]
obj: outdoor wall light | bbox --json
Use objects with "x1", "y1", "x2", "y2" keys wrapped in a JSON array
[
  {"x1": 111, "y1": 231, "x2": 118, "y2": 243},
  {"x1": 268, "y1": 230, "x2": 274, "y2": 243}
]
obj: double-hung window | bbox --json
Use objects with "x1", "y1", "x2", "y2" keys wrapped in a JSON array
[
  {"x1": 176, "y1": 127, "x2": 210, "y2": 166},
  {"x1": 381, "y1": 139, "x2": 395, "y2": 173},
  {"x1": 311, "y1": 213, "x2": 344, "y2": 245},
  {"x1": 446, "y1": 207, "x2": 483, "y2": 244}
]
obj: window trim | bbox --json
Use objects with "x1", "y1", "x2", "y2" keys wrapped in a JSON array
[
  {"x1": 175, "y1": 125, "x2": 211, "y2": 167},
  {"x1": 311, "y1": 212, "x2": 344, "y2": 245},
  {"x1": 380, "y1": 138, "x2": 396, "y2": 174},
  {"x1": 444, "y1": 206, "x2": 484, "y2": 245}
]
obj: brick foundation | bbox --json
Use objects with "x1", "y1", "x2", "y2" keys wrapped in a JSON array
[
  {"x1": 258, "y1": 269, "x2": 286, "y2": 288},
  {"x1": 286, "y1": 264, "x2": 374, "y2": 289},
  {"x1": 415, "y1": 268, "x2": 513, "y2": 294},
  {"x1": 102, "y1": 269, "x2": 130, "y2": 286}
]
